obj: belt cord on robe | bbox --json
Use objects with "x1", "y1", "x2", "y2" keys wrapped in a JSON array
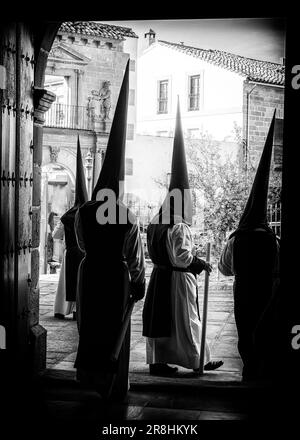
[
  {"x1": 153, "y1": 264, "x2": 193, "y2": 273},
  {"x1": 199, "y1": 242, "x2": 211, "y2": 375}
]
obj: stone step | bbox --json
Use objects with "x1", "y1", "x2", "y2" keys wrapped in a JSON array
[{"x1": 40, "y1": 369, "x2": 269, "y2": 395}]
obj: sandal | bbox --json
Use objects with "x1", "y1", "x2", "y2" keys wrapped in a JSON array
[
  {"x1": 149, "y1": 363, "x2": 178, "y2": 376},
  {"x1": 193, "y1": 360, "x2": 224, "y2": 372},
  {"x1": 204, "y1": 360, "x2": 224, "y2": 371}
]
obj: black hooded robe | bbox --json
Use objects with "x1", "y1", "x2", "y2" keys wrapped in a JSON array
[
  {"x1": 73, "y1": 60, "x2": 146, "y2": 399},
  {"x1": 60, "y1": 137, "x2": 89, "y2": 302},
  {"x1": 218, "y1": 111, "x2": 280, "y2": 380},
  {"x1": 219, "y1": 229, "x2": 280, "y2": 380},
  {"x1": 60, "y1": 208, "x2": 85, "y2": 302},
  {"x1": 74, "y1": 201, "x2": 145, "y2": 399}
]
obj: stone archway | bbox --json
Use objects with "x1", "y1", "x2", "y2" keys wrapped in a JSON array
[{"x1": 29, "y1": 21, "x2": 63, "y2": 374}]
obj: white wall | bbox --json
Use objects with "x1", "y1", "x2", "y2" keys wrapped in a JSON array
[
  {"x1": 123, "y1": 36, "x2": 138, "y2": 133},
  {"x1": 124, "y1": 133, "x2": 238, "y2": 209},
  {"x1": 136, "y1": 43, "x2": 244, "y2": 141},
  {"x1": 125, "y1": 134, "x2": 173, "y2": 207}
]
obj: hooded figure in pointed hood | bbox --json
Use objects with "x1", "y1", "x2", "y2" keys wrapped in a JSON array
[
  {"x1": 218, "y1": 110, "x2": 280, "y2": 381},
  {"x1": 158, "y1": 97, "x2": 193, "y2": 226},
  {"x1": 59, "y1": 136, "x2": 89, "y2": 303},
  {"x1": 142, "y1": 98, "x2": 223, "y2": 376},
  {"x1": 74, "y1": 59, "x2": 146, "y2": 400}
]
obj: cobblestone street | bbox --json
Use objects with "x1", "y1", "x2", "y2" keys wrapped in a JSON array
[{"x1": 39, "y1": 262, "x2": 242, "y2": 382}]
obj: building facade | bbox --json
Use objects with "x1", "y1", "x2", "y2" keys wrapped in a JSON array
[
  {"x1": 127, "y1": 34, "x2": 284, "y2": 234},
  {"x1": 39, "y1": 22, "x2": 138, "y2": 272},
  {"x1": 136, "y1": 35, "x2": 284, "y2": 169}
]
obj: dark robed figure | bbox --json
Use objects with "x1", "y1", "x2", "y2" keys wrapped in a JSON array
[
  {"x1": 53, "y1": 137, "x2": 89, "y2": 318},
  {"x1": 218, "y1": 111, "x2": 280, "y2": 381},
  {"x1": 74, "y1": 60, "x2": 146, "y2": 399},
  {"x1": 60, "y1": 137, "x2": 88, "y2": 303}
]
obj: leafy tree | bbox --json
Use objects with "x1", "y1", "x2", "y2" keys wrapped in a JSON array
[
  {"x1": 186, "y1": 128, "x2": 281, "y2": 257},
  {"x1": 152, "y1": 126, "x2": 281, "y2": 259}
]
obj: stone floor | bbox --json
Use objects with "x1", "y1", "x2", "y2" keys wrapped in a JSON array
[
  {"x1": 36, "y1": 266, "x2": 294, "y2": 425},
  {"x1": 39, "y1": 262, "x2": 242, "y2": 381}
]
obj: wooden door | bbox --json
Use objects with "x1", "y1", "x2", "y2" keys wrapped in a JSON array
[
  {"x1": 0, "y1": 23, "x2": 17, "y2": 360},
  {"x1": 15, "y1": 23, "x2": 34, "y2": 363},
  {"x1": 0, "y1": 22, "x2": 34, "y2": 366}
]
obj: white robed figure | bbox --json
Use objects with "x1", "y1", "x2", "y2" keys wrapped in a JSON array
[
  {"x1": 53, "y1": 220, "x2": 75, "y2": 318},
  {"x1": 143, "y1": 98, "x2": 223, "y2": 376},
  {"x1": 146, "y1": 214, "x2": 212, "y2": 370}
]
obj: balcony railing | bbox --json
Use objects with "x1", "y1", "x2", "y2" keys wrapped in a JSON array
[{"x1": 44, "y1": 103, "x2": 94, "y2": 130}]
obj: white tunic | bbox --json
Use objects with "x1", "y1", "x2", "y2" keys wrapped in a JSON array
[
  {"x1": 146, "y1": 222, "x2": 211, "y2": 369},
  {"x1": 53, "y1": 221, "x2": 76, "y2": 316}
]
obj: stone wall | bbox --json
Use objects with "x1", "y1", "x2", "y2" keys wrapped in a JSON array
[
  {"x1": 43, "y1": 30, "x2": 137, "y2": 207},
  {"x1": 48, "y1": 32, "x2": 136, "y2": 131},
  {"x1": 242, "y1": 81, "x2": 284, "y2": 169},
  {"x1": 43, "y1": 128, "x2": 97, "y2": 159}
]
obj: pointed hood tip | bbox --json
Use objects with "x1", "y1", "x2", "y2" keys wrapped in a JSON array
[
  {"x1": 155, "y1": 98, "x2": 193, "y2": 225},
  {"x1": 234, "y1": 112, "x2": 276, "y2": 234},
  {"x1": 91, "y1": 59, "x2": 130, "y2": 201},
  {"x1": 74, "y1": 136, "x2": 89, "y2": 206}
]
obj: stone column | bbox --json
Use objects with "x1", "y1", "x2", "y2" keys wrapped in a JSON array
[
  {"x1": 84, "y1": 149, "x2": 94, "y2": 199},
  {"x1": 30, "y1": 87, "x2": 56, "y2": 374}
]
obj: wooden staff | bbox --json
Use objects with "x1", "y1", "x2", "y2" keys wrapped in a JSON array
[{"x1": 199, "y1": 242, "x2": 211, "y2": 375}]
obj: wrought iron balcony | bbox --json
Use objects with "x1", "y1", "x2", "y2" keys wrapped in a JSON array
[{"x1": 44, "y1": 103, "x2": 94, "y2": 130}]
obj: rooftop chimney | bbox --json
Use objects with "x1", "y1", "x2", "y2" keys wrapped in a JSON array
[{"x1": 144, "y1": 28, "x2": 156, "y2": 46}]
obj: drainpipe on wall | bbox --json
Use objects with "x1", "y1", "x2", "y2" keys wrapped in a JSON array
[{"x1": 43, "y1": 173, "x2": 49, "y2": 274}]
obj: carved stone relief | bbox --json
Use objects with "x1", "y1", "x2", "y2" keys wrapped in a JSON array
[
  {"x1": 89, "y1": 80, "x2": 111, "y2": 121},
  {"x1": 49, "y1": 146, "x2": 60, "y2": 163}
]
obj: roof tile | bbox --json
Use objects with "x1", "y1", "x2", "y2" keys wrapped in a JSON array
[
  {"x1": 59, "y1": 21, "x2": 138, "y2": 40},
  {"x1": 158, "y1": 40, "x2": 284, "y2": 86}
]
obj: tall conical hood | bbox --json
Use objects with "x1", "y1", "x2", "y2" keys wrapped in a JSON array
[
  {"x1": 60, "y1": 136, "x2": 88, "y2": 228},
  {"x1": 233, "y1": 110, "x2": 276, "y2": 234},
  {"x1": 158, "y1": 97, "x2": 193, "y2": 225},
  {"x1": 92, "y1": 59, "x2": 129, "y2": 201},
  {"x1": 74, "y1": 135, "x2": 89, "y2": 207}
]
